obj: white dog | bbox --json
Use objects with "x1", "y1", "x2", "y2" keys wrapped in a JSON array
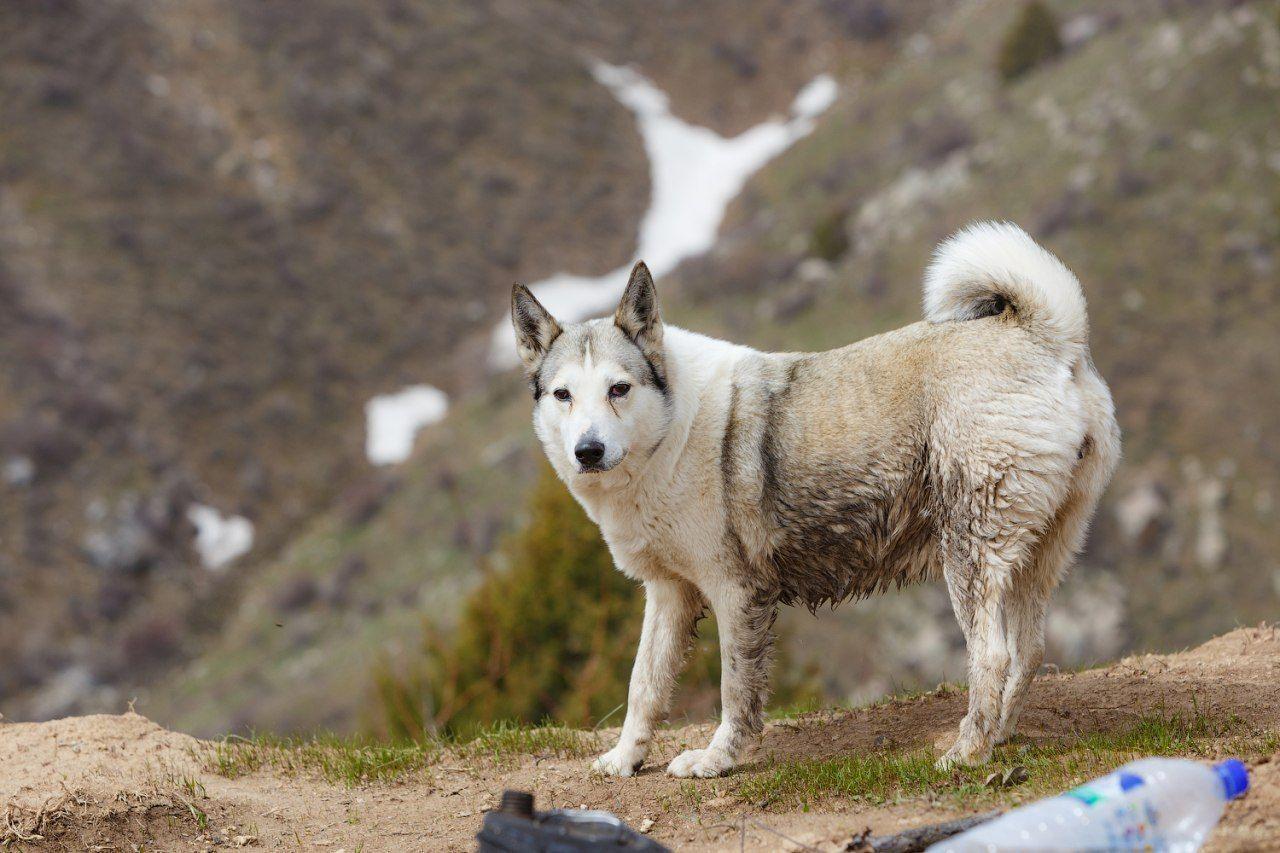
[{"x1": 511, "y1": 222, "x2": 1119, "y2": 777}]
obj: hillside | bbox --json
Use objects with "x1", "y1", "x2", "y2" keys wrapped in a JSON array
[
  {"x1": 4, "y1": 626, "x2": 1279, "y2": 850},
  {"x1": 120, "y1": 0, "x2": 1280, "y2": 738},
  {"x1": 1, "y1": 0, "x2": 1278, "y2": 743},
  {"x1": 0, "y1": 0, "x2": 880, "y2": 722}
]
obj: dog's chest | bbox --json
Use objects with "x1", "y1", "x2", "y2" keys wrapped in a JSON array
[{"x1": 592, "y1": 491, "x2": 720, "y2": 585}]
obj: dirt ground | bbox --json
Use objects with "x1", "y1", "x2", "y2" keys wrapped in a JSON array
[{"x1": 4, "y1": 625, "x2": 1280, "y2": 851}]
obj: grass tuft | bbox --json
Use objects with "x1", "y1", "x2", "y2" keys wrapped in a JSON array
[
  {"x1": 203, "y1": 720, "x2": 600, "y2": 786},
  {"x1": 737, "y1": 711, "x2": 1278, "y2": 810},
  {"x1": 205, "y1": 733, "x2": 441, "y2": 786},
  {"x1": 454, "y1": 720, "x2": 601, "y2": 763}
]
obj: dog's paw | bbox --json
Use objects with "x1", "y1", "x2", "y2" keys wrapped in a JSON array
[
  {"x1": 935, "y1": 739, "x2": 992, "y2": 771},
  {"x1": 590, "y1": 744, "x2": 646, "y2": 777},
  {"x1": 666, "y1": 748, "x2": 734, "y2": 778}
]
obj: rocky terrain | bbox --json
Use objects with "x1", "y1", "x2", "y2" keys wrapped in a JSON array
[{"x1": 1, "y1": 0, "x2": 1278, "y2": 740}]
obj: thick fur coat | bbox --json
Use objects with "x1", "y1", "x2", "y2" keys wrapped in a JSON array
[{"x1": 511, "y1": 222, "x2": 1119, "y2": 777}]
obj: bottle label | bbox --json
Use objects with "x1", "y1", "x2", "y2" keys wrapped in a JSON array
[
  {"x1": 1061, "y1": 772, "x2": 1160, "y2": 846},
  {"x1": 1064, "y1": 785, "x2": 1104, "y2": 806},
  {"x1": 1064, "y1": 772, "x2": 1145, "y2": 806}
]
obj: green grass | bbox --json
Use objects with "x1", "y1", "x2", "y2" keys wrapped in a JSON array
[
  {"x1": 737, "y1": 711, "x2": 1279, "y2": 810},
  {"x1": 203, "y1": 720, "x2": 601, "y2": 786},
  {"x1": 205, "y1": 733, "x2": 442, "y2": 785},
  {"x1": 767, "y1": 696, "x2": 830, "y2": 721},
  {"x1": 456, "y1": 721, "x2": 602, "y2": 763},
  {"x1": 657, "y1": 781, "x2": 708, "y2": 816}
]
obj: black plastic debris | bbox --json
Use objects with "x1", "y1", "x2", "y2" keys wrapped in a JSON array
[{"x1": 477, "y1": 790, "x2": 670, "y2": 852}]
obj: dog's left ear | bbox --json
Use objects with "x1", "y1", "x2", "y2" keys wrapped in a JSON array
[
  {"x1": 615, "y1": 261, "x2": 666, "y2": 387},
  {"x1": 512, "y1": 283, "x2": 561, "y2": 377}
]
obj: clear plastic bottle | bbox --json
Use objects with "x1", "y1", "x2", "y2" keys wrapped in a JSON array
[{"x1": 930, "y1": 757, "x2": 1249, "y2": 852}]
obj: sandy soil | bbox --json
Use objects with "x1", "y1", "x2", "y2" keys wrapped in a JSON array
[{"x1": 4, "y1": 625, "x2": 1280, "y2": 851}]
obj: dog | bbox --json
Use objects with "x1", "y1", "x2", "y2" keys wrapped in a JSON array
[{"x1": 510, "y1": 222, "x2": 1119, "y2": 778}]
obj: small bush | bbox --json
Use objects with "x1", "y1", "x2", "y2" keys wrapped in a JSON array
[
  {"x1": 809, "y1": 207, "x2": 851, "y2": 262},
  {"x1": 997, "y1": 2, "x2": 1063, "y2": 82},
  {"x1": 373, "y1": 467, "x2": 646, "y2": 737}
]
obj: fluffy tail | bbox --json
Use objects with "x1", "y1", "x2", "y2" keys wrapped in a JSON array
[{"x1": 923, "y1": 221, "x2": 1088, "y2": 361}]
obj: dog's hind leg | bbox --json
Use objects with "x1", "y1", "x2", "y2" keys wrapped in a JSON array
[
  {"x1": 939, "y1": 558, "x2": 1012, "y2": 768},
  {"x1": 992, "y1": 505, "x2": 1078, "y2": 748},
  {"x1": 997, "y1": 403, "x2": 1121, "y2": 745},
  {"x1": 667, "y1": 581, "x2": 776, "y2": 778},
  {"x1": 993, "y1": 583, "x2": 1048, "y2": 745},
  {"x1": 937, "y1": 472, "x2": 1045, "y2": 769}
]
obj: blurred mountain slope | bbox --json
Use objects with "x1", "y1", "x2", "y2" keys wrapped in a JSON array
[
  {"x1": 0, "y1": 0, "x2": 645, "y2": 709},
  {"x1": 0, "y1": 0, "x2": 883, "y2": 722},
  {"x1": 4, "y1": 0, "x2": 1278, "y2": 736},
  {"x1": 134, "y1": 1, "x2": 1280, "y2": 735}
]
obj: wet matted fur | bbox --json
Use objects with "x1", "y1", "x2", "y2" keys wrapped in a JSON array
[{"x1": 511, "y1": 222, "x2": 1119, "y2": 777}]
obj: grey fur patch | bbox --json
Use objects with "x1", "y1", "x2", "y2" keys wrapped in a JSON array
[
  {"x1": 719, "y1": 586, "x2": 777, "y2": 750},
  {"x1": 764, "y1": 446, "x2": 937, "y2": 611},
  {"x1": 721, "y1": 356, "x2": 939, "y2": 614},
  {"x1": 720, "y1": 382, "x2": 742, "y2": 502}
]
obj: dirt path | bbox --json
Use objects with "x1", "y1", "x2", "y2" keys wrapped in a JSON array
[{"x1": 4, "y1": 626, "x2": 1280, "y2": 851}]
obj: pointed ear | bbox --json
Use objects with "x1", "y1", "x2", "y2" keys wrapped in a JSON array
[
  {"x1": 511, "y1": 283, "x2": 561, "y2": 375},
  {"x1": 614, "y1": 261, "x2": 667, "y2": 388},
  {"x1": 615, "y1": 261, "x2": 662, "y2": 342}
]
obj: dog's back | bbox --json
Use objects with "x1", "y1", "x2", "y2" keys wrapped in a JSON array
[{"x1": 720, "y1": 223, "x2": 1118, "y2": 614}]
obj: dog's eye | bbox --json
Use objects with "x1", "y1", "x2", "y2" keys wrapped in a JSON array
[
  {"x1": 552, "y1": 388, "x2": 571, "y2": 402},
  {"x1": 609, "y1": 382, "x2": 631, "y2": 399}
]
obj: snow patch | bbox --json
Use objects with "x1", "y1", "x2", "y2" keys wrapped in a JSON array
[
  {"x1": 187, "y1": 504, "x2": 254, "y2": 570},
  {"x1": 491, "y1": 66, "x2": 838, "y2": 364},
  {"x1": 365, "y1": 384, "x2": 449, "y2": 465}
]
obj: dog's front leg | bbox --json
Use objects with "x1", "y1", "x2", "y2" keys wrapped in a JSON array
[
  {"x1": 591, "y1": 577, "x2": 702, "y2": 777},
  {"x1": 667, "y1": 582, "x2": 776, "y2": 778}
]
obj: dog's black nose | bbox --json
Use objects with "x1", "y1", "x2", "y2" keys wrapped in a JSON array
[{"x1": 575, "y1": 439, "x2": 606, "y2": 467}]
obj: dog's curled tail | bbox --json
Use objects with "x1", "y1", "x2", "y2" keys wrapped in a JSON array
[{"x1": 923, "y1": 221, "x2": 1088, "y2": 361}]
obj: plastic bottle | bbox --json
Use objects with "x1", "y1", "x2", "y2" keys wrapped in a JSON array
[{"x1": 930, "y1": 757, "x2": 1249, "y2": 852}]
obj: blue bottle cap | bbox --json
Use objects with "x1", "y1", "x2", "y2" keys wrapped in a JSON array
[
  {"x1": 1214, "y1": 759, "x2": 1249, "y2": 800},
  {"x1": 1118, "y1": 772, "x2": 1145, "y2": 792}
]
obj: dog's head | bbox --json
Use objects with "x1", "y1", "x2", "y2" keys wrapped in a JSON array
[{"x1": 511, "y1": 262, "x2": 671, "y2": 483}]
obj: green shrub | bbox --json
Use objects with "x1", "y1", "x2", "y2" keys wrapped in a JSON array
[
  {"x1": 997, "y1": 1, "x2": 1063, "y2": 82},
  {"x1": 373, "y1": 466, "x2": 817, "y2": 739},
  {"x1": 809, "y1": 207, "x2": 851, "y2": 262}
]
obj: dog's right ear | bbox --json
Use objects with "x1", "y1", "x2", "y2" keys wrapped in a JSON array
[
  {"x1": 511, "y1": 283, "x2": 561, "y2": 376},
  {"x1": 615, "y1": 261, "x2": 667, "y2": 389}
]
